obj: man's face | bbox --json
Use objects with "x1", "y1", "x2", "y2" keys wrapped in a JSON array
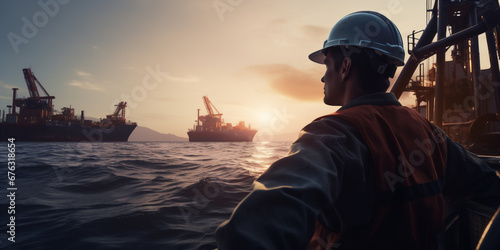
[{"x1": 322, "y1": 49, "x2": 345, "y2": 106}]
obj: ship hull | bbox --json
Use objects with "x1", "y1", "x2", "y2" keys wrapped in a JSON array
[
  {"x1": 0, "y1": 123, "x2": 137, "y2": 142},
  {"x1": 187, "y1": 130, "x2": 257, "y2": 142}
]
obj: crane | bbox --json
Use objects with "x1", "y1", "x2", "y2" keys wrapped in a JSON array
[
  {"x1": 23, "y1": 68, "x2": 56, "y2": 116},
  {"x1": 12, "y1": 68, "x2": 56, "y2": 120},
  {"x1": 202, "y1": 96, "x2": 222, "y2": 119},
  {"x1": 22, "y1": 68, "x2": 55, "y2": 102},
  {"x1": 196, "y1": 96, "x2": 223, "y2": 131},
  {"x1": 107, "y1": 102, "x2": 127, "y2": 123}
]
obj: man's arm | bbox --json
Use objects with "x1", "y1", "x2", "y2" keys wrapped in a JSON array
[
  {"x1": 441, "y1": 135, "x2": 500, "y2": 203},
  {"x1": 215, "y1": 118, "x2": 369, "y2": 250}
]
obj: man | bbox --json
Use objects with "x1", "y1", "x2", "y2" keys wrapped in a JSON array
[{"x1": 215, "y1": 11, "x2": 500, "y2": 249}]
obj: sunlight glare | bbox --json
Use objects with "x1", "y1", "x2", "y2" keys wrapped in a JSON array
[{"x1": 259, "y1": 111, "x2": 272, "y2": 124}]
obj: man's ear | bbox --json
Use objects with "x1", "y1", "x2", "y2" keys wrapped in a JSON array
[{"x1": 340, "y1": 57, "x2": 352, "y2": 81}]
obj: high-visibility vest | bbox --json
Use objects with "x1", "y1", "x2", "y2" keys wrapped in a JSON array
[{"x1": 308, "y1": 104, "x2": 447, "y2": 250}]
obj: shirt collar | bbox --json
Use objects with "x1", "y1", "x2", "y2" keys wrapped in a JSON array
[{"x1": 338, "y1": 92, "x2": 402, "y2": 111}]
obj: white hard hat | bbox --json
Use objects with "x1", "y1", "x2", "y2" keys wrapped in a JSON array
[{"x1": 309, "y1": 11, "x2": 405, "y2": 66}]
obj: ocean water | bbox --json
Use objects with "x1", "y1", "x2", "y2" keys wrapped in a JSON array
[{"x1": 0, "y1": 141, "x2": 291, "y2": 250}]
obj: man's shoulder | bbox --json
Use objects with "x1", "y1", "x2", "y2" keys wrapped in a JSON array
[
  {"x1": 301, "y1": 113, "x2": 361, "y2": 139},
  {"x1": 315, "y1": 104, "x2": 408, "y2": 121}
]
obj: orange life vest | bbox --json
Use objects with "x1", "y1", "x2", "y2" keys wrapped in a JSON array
[{"x1": 308, "y1": 104, "x2": 447, "y2": 250}]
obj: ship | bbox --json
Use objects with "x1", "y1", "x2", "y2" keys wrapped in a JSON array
[
  {"x1": 0, "y1": 68, "x2": 137, "y2": 142},
  {"x1": 187, "y1": 96, "x2": 257, "y2": 142}
]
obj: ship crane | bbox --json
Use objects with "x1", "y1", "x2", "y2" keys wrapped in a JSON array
[
  {"x1": 22, "y1": 68, "x2": 55, "y2": 113},
  {"x1": 202, "y1": 96, "x2": 222, "y2": 119},
  {"x1": 196, "y1": 96, "x2": 224, "y2": 131},
  {"x1": 107, "y1": 102, "x2": 127, "y2": 123},
  {"x1": 10, "y1": 68, "x2": 56, "y2": 121}
]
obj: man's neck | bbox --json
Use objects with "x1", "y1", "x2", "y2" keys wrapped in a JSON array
[{"x1": 342, "y1": 80, "x2": 378, "y2": 106}]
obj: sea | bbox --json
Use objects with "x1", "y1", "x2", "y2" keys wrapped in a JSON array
[{"x1": 0, "y1": 141, "x2": 292, "y2": 250}]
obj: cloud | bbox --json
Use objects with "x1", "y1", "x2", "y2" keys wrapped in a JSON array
[
  {"x1": 268, "y1": 19, "x2": 326, "y2": 36},
  {"x1": 123, "y1": 66, "x2": 143, "y2": 73},
  {"x1": 2, "y1": 83, "x2": 18, "y2": 90},
  {"x1": 246, "y1": 64, "x2": 324, "y2": 101},
  {"x1": 68, "y1": 80, "x2": 104, "y2": 91},
  {"x1": 247, "y1": 64, "x2": 417, "y2": 104},
  {"x1": 68, "y1": 70, "x2": 105, "y2": 91},
  {"x1": 259, "y1": 19, "x2": 329, "y2": 49},
  {"x1": 301, "y1": 25, "x2": 329, "y2": 39},
  {"x1": 164, "y1": 73, "x2": 199, "y2": 83},
  {"x1": 76, "y1": 71, "x2": 92, "y2": 79},
  {"x1": 1, "y1": 82, "x2": 23, "y2": 96},
  {"x1": 69, "y1": 73, "x2": 103, "y2": 91}
]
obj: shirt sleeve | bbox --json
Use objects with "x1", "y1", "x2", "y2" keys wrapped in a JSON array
[
  {"x1": 215, "y1": 118, "x2": 370, "y2": 250},
  {"x1": 440, "y1": 131, "x2": 500, "y2": 203}
]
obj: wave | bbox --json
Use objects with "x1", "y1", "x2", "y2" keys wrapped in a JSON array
[{"x1": 0, "y1": 141, "x2": 291, "y2": 249}]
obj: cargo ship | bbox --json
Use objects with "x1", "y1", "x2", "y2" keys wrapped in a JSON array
[
  {"x1": 0, "y1": 68, "x2": 137, "y2": 142},
  {"x1": 187, "y1": 96, "x2": 257, "y2": 142}
]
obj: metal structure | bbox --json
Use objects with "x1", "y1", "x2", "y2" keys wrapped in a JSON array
[
  {"x1": 391, "y1": 0, "x2": 500, "y2": 149},
  {"x1": 22, "y1": 68, "x2": 55, "y2": 103},
  {"x1": 198, "y1": 96, "x2": 223, "y2": 132},
  {"x1": 106, "y1": 102, "x2": 128, "y2": 124},
  {"x1": 203, "y1": 96, "x2": 222, "y2": 119},
  {"x1": 11, "y1": 68, "x2": 56, "y2": 122},
  {"x1": 390, "y1": 1, "x2": 500, "y2": 249}
]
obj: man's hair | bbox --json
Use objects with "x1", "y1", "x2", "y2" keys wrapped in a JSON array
[{"x1": 327, "y1": 46, "x2": 391, "y2": 92}]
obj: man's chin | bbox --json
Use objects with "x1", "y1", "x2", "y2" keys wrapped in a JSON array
[{"x1": 324, "y1": 97, "x2": 341, "y2": 106}]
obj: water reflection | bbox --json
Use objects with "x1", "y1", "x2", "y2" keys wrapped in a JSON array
[{"x1": 243, "y1": 141, "x2": 290, "y2": 176}]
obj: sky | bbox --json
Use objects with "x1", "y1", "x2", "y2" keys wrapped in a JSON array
[{"x1": 0, "y1": 0, "x2": 457, "y2": 140}]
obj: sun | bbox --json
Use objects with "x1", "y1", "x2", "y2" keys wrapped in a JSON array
[{"x1": 258, "y1": 111, "x2": 272, "y2": 125}]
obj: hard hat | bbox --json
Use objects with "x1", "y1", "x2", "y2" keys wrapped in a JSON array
[{"x1": 309, "y1": 11, "x2": 405, "y2": 66}]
